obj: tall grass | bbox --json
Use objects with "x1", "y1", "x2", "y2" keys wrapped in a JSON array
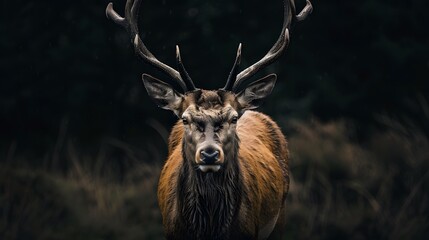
[
  {"x1": 1, "y1": 118, "x2": 428, "y2": 239},
  {"x1": 285, "y1": 119, "x2": 429, "y2": 239},
  {"x1": 1, "y1": 140, "x2": 164, "y2": 240}
]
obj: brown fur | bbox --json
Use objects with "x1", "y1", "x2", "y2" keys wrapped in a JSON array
[
  {"x1": 106, "y1": 0, "x2": 310, "y2": 238},
  {"x1": 158, "y1": 90, "x2": 289, "y2": 239}
]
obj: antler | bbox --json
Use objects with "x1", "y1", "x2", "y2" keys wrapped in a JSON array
[
  {"x1": 106, "y1": 0, "x2": 196, "y2": 93},
  {"x1": 223, "y1": 0, "x2": 313, "y2": 92}
]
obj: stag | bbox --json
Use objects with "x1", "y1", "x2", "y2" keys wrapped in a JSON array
[{"x1": 106, "y1": 0, "x2": 312, "y2": 239}]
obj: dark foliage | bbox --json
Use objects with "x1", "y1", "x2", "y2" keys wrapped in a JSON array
[
  {"x1": 0, "y1": 0, "x2": 428, "y2": 239},
  {"x1": 1, "y1": 0, "x2": 428, "y2": 156}
]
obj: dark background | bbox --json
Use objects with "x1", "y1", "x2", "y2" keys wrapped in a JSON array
[{"x1": 1, "y1": 0, "x2": 429, "y2": 239}]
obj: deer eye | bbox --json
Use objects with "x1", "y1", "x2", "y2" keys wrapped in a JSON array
[
  {"x1": 182, "y1": 117, "x2": 189, "y2": 125},
  {"x1": 231, "y1": 116, "x2": 238, "y2": 124}
]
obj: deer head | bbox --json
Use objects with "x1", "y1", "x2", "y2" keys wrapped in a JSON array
[{"x1": 106, "y1": 0, "x2": 312, "y2": 173}]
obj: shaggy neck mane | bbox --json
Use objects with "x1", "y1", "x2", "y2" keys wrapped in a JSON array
[{"x1": 176, "y1": 137, "x2": 242, "y2": 239}]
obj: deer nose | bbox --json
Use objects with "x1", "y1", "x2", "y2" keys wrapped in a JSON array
[{"x1": 200, "y1": 148, "x2": 220, "y2": 164}]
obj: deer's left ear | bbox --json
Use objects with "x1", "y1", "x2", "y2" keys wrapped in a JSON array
[
  {"x1": 142, "y1": 74, "x2": 184, "y2": 116},
  {"x1": 236, "y1": 74, "x2": 277, "y2": 110}
]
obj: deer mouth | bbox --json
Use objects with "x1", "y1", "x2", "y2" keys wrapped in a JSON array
[{"x1": 198, "y1": 164, "x2": 222, "y2": 173}]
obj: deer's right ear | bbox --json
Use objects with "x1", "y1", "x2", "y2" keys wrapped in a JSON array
[{"x1": 142, "y1": 74, "x2": 184, "y2": 116}]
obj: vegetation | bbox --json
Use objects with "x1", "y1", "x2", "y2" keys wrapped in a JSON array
[
  {"x1": 285, "y1": 119, "x2": 429, "y2": 239},
  {"x1": 2, "y1": 118, "x2": 428, "y2": 239},
  {"x1": 1, "y1": 0, "x2": 428, "y2": 239}
]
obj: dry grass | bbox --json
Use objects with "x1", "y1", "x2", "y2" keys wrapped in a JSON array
[
  {"x1": 0, "y1": 140, "x2": 163, "y2": 240},
  {"x1": 1, "y1": 118, "x2": 428, "y2": 239},
  {"x1": 285, "y1": 119, "x2": 429, "y2": 240}
]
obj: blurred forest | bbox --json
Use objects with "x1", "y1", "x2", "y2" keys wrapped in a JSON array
[{"x1": 1, "y1": 0, "x2": 429, "y2": 239}]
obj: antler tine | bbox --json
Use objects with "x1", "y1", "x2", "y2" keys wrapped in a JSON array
[
  {"x1": 176, "y1": 45, "x2": 196, "y2": 91},
  {"x1": 230, "y1": 0, "x2": 312, "y2": 91},
  {"x1": 296, "y1": 0, "x2": 313, "y2": 22},
  {"x1": 223, "y1": 43, "x2": 242, "y2": 91},
  {"x1": 132, "y1": 35, "x2": 187, "y2": 91},
  {"x1": 232, "y1": 29, "x2": 290, "y2": 91},
  {"x1": 106, "y1": 0, "x2": 189, "y2": 92},
  {"x1": 106, "y1": 3, "x2": 127, "y2": 27}
]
